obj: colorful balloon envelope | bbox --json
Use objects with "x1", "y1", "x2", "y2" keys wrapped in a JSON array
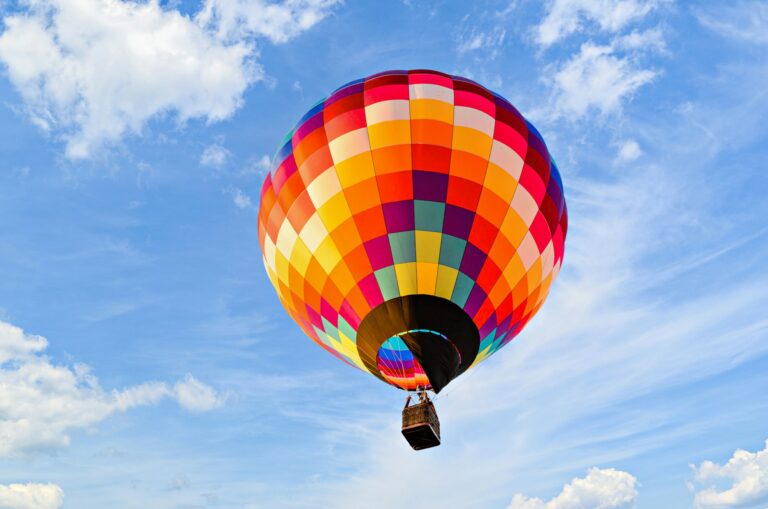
[{"x1": 258, "y1": 70, "x2": 567, "y2": 393}]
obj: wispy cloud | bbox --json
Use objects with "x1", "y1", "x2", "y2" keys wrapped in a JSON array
[
  {"x1": 456, "y1": 22, "x2": 506, "y2": 58},
  {"x1": 535, "y1": 0, "x2": 660, "y2": 47},
  {"x1": 197, "y1": 0, "x2": 342, "y2": 44},
  {"x1": 82, "y1": 300, "x2": 141, "y2": 322},
  {"x1": 696, "y1": 1, "x2": 768, "y2": 46},
  {"x1": 615, "y1": 27, "x2": 666, "y2": 52},
  {"x1": 225, "y1": 186, "x2": 254, "y2": 209},
  {"x1": 533, "y1": 2, "x2": 663, "y2": 120},
  {"x1": 549, "y1": 42, "x2": 657, "y2": 118},
  {"x1": 242, "y1": 153, "x2": 272, "y2": 177},
  {"x1": 200, "y1": 143, "x2": 232, "y2": 169}
]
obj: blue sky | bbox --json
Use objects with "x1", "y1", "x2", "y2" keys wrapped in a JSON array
[{"x1": 0, "y1": 0, "x2": 767, "y2": 508}]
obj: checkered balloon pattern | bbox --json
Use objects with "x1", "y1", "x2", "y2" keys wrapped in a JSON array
[{"x1": 258, "y1": 70, "x2": 567, "y2": 391}]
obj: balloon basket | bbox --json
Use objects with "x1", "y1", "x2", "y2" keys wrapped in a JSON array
[{"x1": 401, "y1": 393, "x2": 441, "y2": 450}]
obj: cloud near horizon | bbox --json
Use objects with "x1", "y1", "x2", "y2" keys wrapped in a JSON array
[
  {"x1": 0, "y1": 483, "x2": 63, "y2": 509},
  {"x1": 507, "y1": 468, "x2": 638, "y2": 509},
  {"x1": 0, "y1": 319, "x2": 224, "y2": 457},
  {"x1": 692, "y1": 440, "x2": 768, "y2": 509}
]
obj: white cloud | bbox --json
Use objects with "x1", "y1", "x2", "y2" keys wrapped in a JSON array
[
  {"x1": 696, "y1": 1, "x2": 768, "y2": 46},
  {"x1": 0, "y1": 0, "x2": 254, "y2": 159},
  {"x1": 256, "y1": 154, "x2": 272, "y2": 173},
  {"x1": 508, "y1": 468, "x2": 638, "y2": 509},
  {"x1": 242, "y1": 153, "x2": 271, "y2": 176},
  {"x1": 0, "y1": 319, "x2": 223, "y2": 456},
  {"x1": 200, "y1": 143, "x2": 231, "y2": 169},
  {"x1": 231, "y1": 188, "x2": 253, "y2": 209},
  {"x1": 0, "y1": 321, "x2": 47, "y2": 363},
  {"x1": 616, "y1": 139, "x2": 642, "y2": 162},
  {"x1": 0, "y1": 483, "x2": 63, "y2": 509},
  {"x1": 615, "y1": 27, "x2": 666, "y2": 52},
  {"x1": 692, "y1": 440, "x2": 768, "y2": 509},
  {"x1": 224, "y1": 185, "x2": 254, "y2": 208},
  {"x1": 534, "y1": 1, "x2": 664, "y2": 120},
  {"x1": 83, "y1": 300, "x2": 140, "y2": 322},
  {"x1": 174, "y1": 373, "x2": 226, "y2": 411},
  {"x1": 0, "y1": 0, "x2": 340, "y2": 159},
  {"x1": 456, "y1": 26, "x2": 506, "y2": 57},
  {"x1": 550, "y1": 42, "x2": 656, "y2": 118},
  {"x1": 111, "y1": 381, "x2": 174, "y2": 411},
  {"x1": 196, "y1": 0, "x2": 342, "y2": 44},
  {"x1": 536, "y1": 0, "x2": 659, "y2": 47}
]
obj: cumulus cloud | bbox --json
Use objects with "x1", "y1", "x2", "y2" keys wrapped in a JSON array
[
  {"x1": 0, "y1": 320, "x2": 223, "y2": 456},
  {"x1": 508, "y1": 468, "x2": 638, "y2": 509},
  {"x1": 692, "y1": 440, "x2": 768, "y2": 509},
  {"x1": 550, "y1": 42, "x2": 656, "y2": 118},
  {"x1": 536, "y1": 0, "x2": 659, "y2": 47},
  {"x1": 0, "y1": 483, "x2": 63, "y2": 509},
  {"x1": 0, "y1": 0, "x2": 254, "y2": 159},
  {"x1": 0, "y1": 322, "x2": 47, "y2": 362},
  {"x1": 200, "y1": 143, "x2": 231, "y2": 169},
  {"x1": 0, "y1": 0, "x2": 339, "y2": 158}
]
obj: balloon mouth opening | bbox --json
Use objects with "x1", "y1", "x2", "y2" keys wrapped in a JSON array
[
  {"x1": 356, "y1": 295, "x2": 480, "y2": 393},
  {"x1": 376, "y1": 330, "x2": 462, "y2": 391}
]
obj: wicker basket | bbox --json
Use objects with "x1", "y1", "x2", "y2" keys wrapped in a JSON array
[{"x1": 402, "y1": 400, "x2": 441, "y2": 450}]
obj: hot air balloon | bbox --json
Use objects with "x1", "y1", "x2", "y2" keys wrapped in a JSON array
[{"x1": 258, "y1": 69, "x2": 567, "y2": 449}]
